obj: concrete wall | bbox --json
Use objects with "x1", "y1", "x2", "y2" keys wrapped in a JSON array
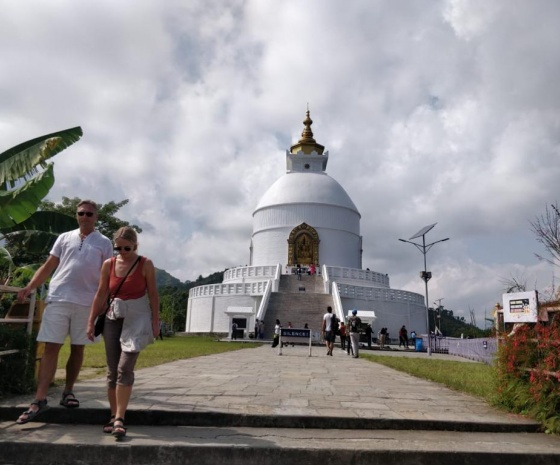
[
  {"x1": 187, "y1": 294, "x2": 260, "y2": 334},
  {"x1": 252, "y1": 202, "x2": 361, "y2": 268}
]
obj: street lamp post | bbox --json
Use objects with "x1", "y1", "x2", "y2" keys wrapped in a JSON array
[{"x1": 399, "y1": 223, "x2": 449, "y2": 356}]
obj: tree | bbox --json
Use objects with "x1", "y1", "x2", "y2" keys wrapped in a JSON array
[
  {"x1": 0, "y1": 127, "x2": 83, "y2": 277},
  {"x1": 41, "y1": 197, "x2": 142, "y2": 239},
  {"x1": 530, "y1": 202, "x2": 560, "y2": 266},
  {"x1": 4, "y1": 197, "x2": 142, "y2": 266}
]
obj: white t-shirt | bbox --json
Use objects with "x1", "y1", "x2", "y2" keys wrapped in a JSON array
[
  {"x1": 47, "y1": 229, "x2": 113, "y2": 306},
  {"x1": 323, "y1": 313, "x2": 334, "y2": 331}
]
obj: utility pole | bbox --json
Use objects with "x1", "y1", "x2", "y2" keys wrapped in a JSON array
[
  {"x1": 399, "y1": 224, "x2": 449, "y2": 356},
  {"x1": 433, "y1": 298, "x2": 444, "y2": 334}
]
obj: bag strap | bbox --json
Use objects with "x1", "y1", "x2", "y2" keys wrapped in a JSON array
[{"x1": 106, "y1": 256, "x2": 142, "y2": 309}]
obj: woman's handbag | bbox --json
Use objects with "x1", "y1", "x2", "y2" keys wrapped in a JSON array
[
  {"x1": 94, "y1": 256, "x2": 141, "y2": 336},
  {"x1": 94, "y1": 312, "x2": 106, "y2": 337}
]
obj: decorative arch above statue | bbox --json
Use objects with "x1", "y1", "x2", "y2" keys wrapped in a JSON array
[{"x1": 287, "y1": 223, "x2": 320, "y2": 266}]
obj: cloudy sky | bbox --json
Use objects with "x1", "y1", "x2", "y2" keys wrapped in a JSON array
[{"x1": 2, "y1": 0, "x2": 559, "y2": 326}]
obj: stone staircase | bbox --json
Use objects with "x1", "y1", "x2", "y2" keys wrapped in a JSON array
[{"x1": 261, "y1": 274, "x2": 333, "y2": 338}]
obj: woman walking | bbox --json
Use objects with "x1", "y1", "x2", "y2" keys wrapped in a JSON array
[{"x1": 86, "y1": 226, "x2": 159, "y2": 438}]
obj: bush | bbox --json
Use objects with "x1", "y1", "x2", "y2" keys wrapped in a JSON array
[
  {"x1": 496, "y1": 318, "x2": 560, "y2": 434},
  {"x1": 0, "y1": 326, "x2": 37, "y2": 397}
]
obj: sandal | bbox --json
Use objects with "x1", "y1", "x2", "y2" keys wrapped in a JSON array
[
  {"x1": 103, "y1": 415, "x2": 116, "y2": 434},
  {"x1": 112, "y1": 418, "x2": 127, "y2": 438},
  {"x1": 59, "y1": 391, "x2": 80, "y2": 409},
  {"x1": 16, "y1": 399, "x2": 48, "y2": 425}
]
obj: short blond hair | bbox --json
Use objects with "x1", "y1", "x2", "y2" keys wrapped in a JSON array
[{"x1": 113, "y1": 226, "x2": 137, "y2": 244}]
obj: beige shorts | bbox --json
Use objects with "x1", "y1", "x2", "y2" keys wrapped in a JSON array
[{"x1": 37, "y1": 302, "x2": 92, "y2": 345}]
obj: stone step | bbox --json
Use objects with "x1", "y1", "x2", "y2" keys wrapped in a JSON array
[
  {"x1": 262, "y1": 291, "x2": 333, "y2": 338},
  {"x1": 278, "y1": 274, "x2": 326, "y2": 293},
  {"x1": 1, "y1": 422, "x2": 558, "y2": 465}
]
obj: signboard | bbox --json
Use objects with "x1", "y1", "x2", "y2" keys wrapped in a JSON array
[
  {"x1": 281, "y1": 328, "x2": 311, "y2": 339},
  {"x1": 278, "y1": 328, "x2": 312, "y2": 356},
  {"x1": 502, "y1": 291, "x2": 538, "y2": 323}
]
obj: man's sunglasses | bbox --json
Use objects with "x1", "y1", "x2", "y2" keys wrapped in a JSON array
[
  {"x1": 114, "y1": 246, "x2": 133, "y2": 252},
  {"x1": 77, "y1": 211, "x2": 94, "y2": 217}
]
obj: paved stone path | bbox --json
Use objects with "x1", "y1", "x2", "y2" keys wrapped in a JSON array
[
  {"x1": 1, "y1": 344, "x2": 535, "y2": 425},
  {"x1": 2, "y1": 344, "x2": 560, "y2": 464}
]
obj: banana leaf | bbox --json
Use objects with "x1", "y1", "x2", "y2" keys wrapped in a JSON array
[
  {"x1": 0, "y1": 164, "x2": 55, "y2": 229},
  {"x1": 1, "y1": 211, "x2": 77, "y2": 254},
  {"x1": 0, "y1": 126, "x2": 82, "y2": 189}
]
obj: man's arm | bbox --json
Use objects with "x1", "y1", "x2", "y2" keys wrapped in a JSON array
[{"x1": 17, "y1": 255, "x2": 60, "y2": 301}]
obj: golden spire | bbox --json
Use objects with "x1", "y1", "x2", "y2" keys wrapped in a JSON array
[{"x1": 290, "y1": 109, "x2": 325, "y2": 155}]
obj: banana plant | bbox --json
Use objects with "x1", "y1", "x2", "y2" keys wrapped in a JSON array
[{"x1": 0, "y1": 127, "x2": 82, "y2": 275}]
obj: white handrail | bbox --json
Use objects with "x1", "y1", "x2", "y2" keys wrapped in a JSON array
[
  {"x1": 256, "y1": 280, "x2": 272, "y2": 322},
  {"x1": 331, "y1": 281, "x2": 344, "y2": 321}
]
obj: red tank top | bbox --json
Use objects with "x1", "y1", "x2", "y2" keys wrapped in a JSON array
[{"x1": 109, "y1": 256, "x2": 147, "y2": 300}]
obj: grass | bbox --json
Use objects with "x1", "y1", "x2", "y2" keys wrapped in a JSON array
[
  {"x1": 362, "y1": 353, "x2": 500, "y2": 405},
  {"x1": 56, "y1": 335, "x2": 262, "y2": 382}
]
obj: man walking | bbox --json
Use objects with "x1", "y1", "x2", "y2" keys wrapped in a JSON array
[
  {"x1": 347, "y1": 309, "x2": 362, "y2": 358},
  {"x1": 322, "y1": 306, "x2": 336, "y2": 356},
  {"x1": 16, "y1": 200, "x2": 113, "y2": 424}
]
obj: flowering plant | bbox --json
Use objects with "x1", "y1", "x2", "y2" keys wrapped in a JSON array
[{"x1": 496, "y1": 317, "x2": 560, "y2": 433}]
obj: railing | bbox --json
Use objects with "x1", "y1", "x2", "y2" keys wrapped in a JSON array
[
  {"x1": 331, "y1": 282, "x2": 344, "y2": 321},
  {"x1": 324, "y1": 266, "x2": 390, "y2": 288},
  {"x1": 0, "y1": 285, "x2": 37, "y2": 359},
  {"x1": 189, "y1": 281, "x2": 270, "y2": 298},
  {"x1": 255, "y1": 280, "x2": 272, "y2": 322},
  {"x1": 223, "y1": 265, "x2": 281, "y2": 283},
  {"x1": 446, "y1": 337, "x2": 497, "y2": 365},
  {"x1": 322, "y1": 264, "x2": 331, "y2": 294},
  {"x1": 335, "y1": 283, "x2": 424, "y2": 303},
  {"x1": 0, "y1": 285, "x2": 36, "y2": 334},
  {"x1": 272, "y1": 264, "x2": 281, "y2": 292}
]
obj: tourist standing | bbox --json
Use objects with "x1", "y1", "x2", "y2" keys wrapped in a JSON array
[
  {"x1": 410, "y1": 330, "x2": 417, "y2": 348},
  {"x1": 322, "y1": 306, "x2": 336, "y2": 356},
  {"x1": 16, "y1": 200, "x2": 113, "y2": 424},
  {"x1": 347, "y1": 309, "x2": 362, "y2": 358},
  {"x1": 379, "y1": 327, "x2": 387, "y2": 349},
  {"x1": 399, "y1": 325, "x2": 409, "y2": 348},
  {"x1": 272, "y1": 319, "x2": 281, "y2": 348},
  {"x1": 339, "y1": 321, "x2": 346, "y2": 350},
  {"x1": 365, "y1": 324, "x2": 372, "y2": 349}
]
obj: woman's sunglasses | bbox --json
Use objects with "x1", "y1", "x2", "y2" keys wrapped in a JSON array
[
  {"x1": 77, "y1": 211, "x2": 94, "y2": 217},
  {"x1": 114, "y1": 246, "x2": 133, "y2": 252}
]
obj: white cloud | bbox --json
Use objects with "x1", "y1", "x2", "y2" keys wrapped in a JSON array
[{"x1": 1, "y1": 0, "x2": 559, "y2": 326}]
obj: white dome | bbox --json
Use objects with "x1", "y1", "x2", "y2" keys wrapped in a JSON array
[{"x1": 254, "y1": 172, "x2": 359, "y2": 214}]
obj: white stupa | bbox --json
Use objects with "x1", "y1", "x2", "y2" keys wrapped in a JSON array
[
  {"x1": 251, "y1": 111, "x2": 361, "y2": 269},
  {"x1": 186, "y1": 111, "x2": 426, "y2": 341}
]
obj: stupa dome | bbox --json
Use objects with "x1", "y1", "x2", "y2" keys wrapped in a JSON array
[{"x1": 254, "y1": 172, "x2": 359, "y2": 214}]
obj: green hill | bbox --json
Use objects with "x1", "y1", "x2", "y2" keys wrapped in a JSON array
[{"x1": 429, "y1": 308, "x2": 490, "y2": 338}]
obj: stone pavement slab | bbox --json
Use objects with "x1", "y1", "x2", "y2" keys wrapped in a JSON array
[{"x1": 1, "y1": 345, "x2": 537, "y2": 428}]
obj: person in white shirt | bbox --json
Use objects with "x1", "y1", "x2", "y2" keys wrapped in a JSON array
[
  {"x1": 322, "y1": 306, "x2": 336, "y2": 356},
  {"x1": 16, "y1": 200, "x2": 112, "y2": 424}
]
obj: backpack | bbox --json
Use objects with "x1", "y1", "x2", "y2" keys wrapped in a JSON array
[
  {"x1": 349, "y1": 316, "x2": 361, "y2": 333},
  {"x1": 331, "y1": 314, "x2": 338, "y2": 334}
]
